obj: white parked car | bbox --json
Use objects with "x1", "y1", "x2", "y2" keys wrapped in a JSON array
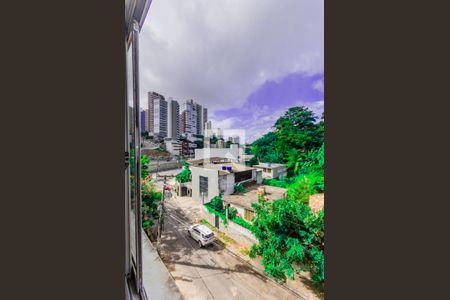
[{"x1": 188, "y1": 224, "x2": 215, "y2": 247}]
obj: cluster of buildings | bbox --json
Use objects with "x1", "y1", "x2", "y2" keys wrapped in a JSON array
[
  {"x1": 176, "y1": 157, "x2": 288, "y2": 223},
  {"x1": 140, "y1": 92, "x2": 209, "y2": 157},
  {"x1": 141, "y1": 92, "x2": 207, "y2": 139},
  {"x1": 140, "y1": 91, "x2": 245, "y2": 159}
]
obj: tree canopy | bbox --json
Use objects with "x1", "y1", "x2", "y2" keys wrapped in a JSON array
[
  {"x1": 250, "y1": 195, "x2": 324, "y2": 284},
  {"x1": 247, "y1": 106, "x2": 325, "y2": 285},
  {"x1": 251, "y1": 106, "x2": 324, "y2": 175}
]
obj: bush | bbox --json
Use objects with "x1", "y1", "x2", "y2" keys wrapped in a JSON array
[
  {"x1": 204, "y1": 203, "x2": 227, "y2": 224},
  {"x1": 141, "y1": 180, "x2": 160, "y2": 229},
  {"x1": 209, "y1": 194, "x2": 225, "y2": 213},
  {"x1": 234, "y1": 183, "x2": 247, "y2": 193},
  {"x1": 175, "y1": 160, "x2": 191, "y2": 183},
  {"x1": 287, "y1": 176, "x2": 313, "y2": 204},
  {"x1": 228, "y1": 207, "x2": 237, "y2": 219},
  {"x1": 262, "y1": 177, "x2": 296, "y2": 188},
  {"x1": 250, "y1": 196, "x2": 324, "y2": 284}
]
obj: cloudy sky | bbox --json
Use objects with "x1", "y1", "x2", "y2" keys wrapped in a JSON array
[{"x1": 139, "y1": 0, "x2": 324, "y2": 142}]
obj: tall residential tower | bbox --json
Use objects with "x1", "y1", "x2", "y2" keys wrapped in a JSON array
[
  {"x1": 167, "y1": 97, "x2": 180, "y2": 139},
  {"x1": 181, "y1": 99, "x2": 198, "y2": 138},
  {"x1": 148, "y1": 91, "x2": 168, "y2": 139}
]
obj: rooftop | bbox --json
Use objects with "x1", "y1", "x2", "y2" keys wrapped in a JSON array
[
  {"x1": 189, "y1": 158, "x2": 255, "y2": 174},
  {"x1": 222, "y1": 184, "x2": 287, "y2": 211},
  {"x1": 253, "y1": 163, "x2": 285, "y2": 169},
  {"x1": 188, "y1": 157, "x2": 231, "y2": 167},
  {"x1": 203, "y1": 163, "x2": 254, "y2": 172}
]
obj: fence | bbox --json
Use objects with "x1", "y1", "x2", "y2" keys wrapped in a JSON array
[{"x1": 201, "y1": 206, "x2": 257, "y2": 244}]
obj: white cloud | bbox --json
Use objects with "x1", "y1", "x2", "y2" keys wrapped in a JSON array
[
  {"x1": 313, "y1": 79, "x2": 324, "y2": 93},
  {"x1": 210, "y1": 106, "x2": 287, "y2": 143},
  {"x1": 139, "y1": 0, "x2": 324, "y2": 111}
]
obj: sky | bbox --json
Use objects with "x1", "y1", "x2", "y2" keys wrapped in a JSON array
[{"x1": 139, "y1": 0, "x2": 324, "y2": 143}]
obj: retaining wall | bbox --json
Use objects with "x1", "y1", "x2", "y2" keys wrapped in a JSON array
[{"x1": 201, "y1": 206, "x2": 257, "y2": 244}]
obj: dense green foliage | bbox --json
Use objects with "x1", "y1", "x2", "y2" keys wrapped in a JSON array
[
  {"x1": 129, "y1": 150, "x2": 150, "y2": 179},
  {"x1": 252, "y1": 132, "x2": 283, "y2": 163},
  {"x1": 141, "y1": 180, "x2": 161, "y2": 230},
  {"x1": 250, "y1": 196, "x2": 324, "y2": 284},
  {"x1": 175, "y1": 160, "x2": 191, "y2": 183},
  {"x1": 262, "y1": 177, "x2": 296, "y2": 188},
  {"x1": 204, "y1": 195, "x2": 227, "y2": 223},
  {"x1": 209, "y1": 194, "x2": 225, "y2": 213},
  {"x1": 251, "y1": 106, "x2": 323, "y2": 175},
  {"x1": 231, "y1": 215, "x2": 253, "y2": 231},
  {"x1": 247, "y1": 106, "x2": 325, "y2": 285},
  {"x1": 129, "y1": 149, "x2": 160, "y2": 232},
  {"x1": 204, "y1": 195, "x2": 253, "y2": 230},
  {"x1": 228, "y1": 207, "x2": 237, "y2": 219},
  {"x1": 234, "y1": 183, "x2": 247, "y2": 193},
  {"x1": 141, "y1": 154, "x2": 150, "y2": 179},
  {"x1": 246, "y1": 156, "x2": 259, "y2": 167}
]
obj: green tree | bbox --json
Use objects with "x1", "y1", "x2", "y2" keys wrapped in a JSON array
[
  {"x1": 141, "y1": 154, "x2": 150, "y2": 179},
  {"x1": 244, "y1": 145, "x2": 252, "y2": 155},
  {"x1": 234, "y1": 183, "x2": 247, "y2": 193},
  {"x1": 250, "y1": 196, "x2": 324, "y2": 284},
  {"x1": 175, "y1": 160, "x2": 191, "y2": 183},
  {"x1": 141, "y1": 180, "x2": 161, "y2": 230},
  {"x1": 274, "y1": 106, "x2": 322, "y2": 153},
  {"x1": 251, "y1": 106, "x2": 323, "y2": 172},
  {"x1": 246, "y1": 156, "x2": 259, "y2": 167},
  {"x1": 251, "y1": 131, "x2": 283, "y2": 163}
]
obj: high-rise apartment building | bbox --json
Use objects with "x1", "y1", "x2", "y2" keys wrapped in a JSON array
[
  {"x1": 167, "y1": 97, "x2": 180, "y2": 139},
  {"x1": 204, "y1": 120, "x2": 212, "y2": 137},
  {"x1": 195, "y1": 103, "x2": 202, "y2": 135},
  {"x1": 140, "y1": 109, "x2": 147, "y2": 132},
  {"x1": 181, "y1": 99, "x2": 198, "y2": 138},
  {"x1": 195, "y1": 104, "x2": 208, "y2": 136},
  {"x1": 181, "y1": 99, "x2": 208, "y2": 140},
  {"x1": 203, "y1": 107, "x2": 208, "y2": 131},
  {"x1": 148, "y1": 91, "x2": 168, "y2": 139}
]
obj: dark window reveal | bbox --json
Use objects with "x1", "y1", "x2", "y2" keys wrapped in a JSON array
[
  {"x1": 235, "y1": 170, "x2": 253, "y2": 183},
  {"x1": 200, "y1": 176, "x2": 208, "y2": 197}
]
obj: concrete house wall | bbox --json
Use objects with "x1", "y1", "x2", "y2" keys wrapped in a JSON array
[
  {"x1": 271, "y1": 166, "x2": 287, "y2": 179},
  {"x1": 191, "y1": 166, "x2": 220, "y2": 203},
  {"x1": 219, "y1": 173, "x2": 235, "y2": 195}
]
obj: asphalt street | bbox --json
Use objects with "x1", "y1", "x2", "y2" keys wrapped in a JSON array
[{"x1": 158, "y1": 203, "x2": 301, "y2": 300}]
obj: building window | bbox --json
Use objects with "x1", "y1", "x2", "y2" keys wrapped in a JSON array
[{"x1": 199, "y1": 176, "x2": 208, "y2": 197}]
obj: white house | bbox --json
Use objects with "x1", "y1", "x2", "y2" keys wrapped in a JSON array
[
  {"x1": 188, "y1": 157, "x2": 262, "y2": 203},
  {"x1": 253, "y1": 163, "x2": 287, "y2": 179}
]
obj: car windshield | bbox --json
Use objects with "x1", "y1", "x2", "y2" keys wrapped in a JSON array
[{"x1": 203, "y1": 233, "x2": 214, "y2": 239}]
